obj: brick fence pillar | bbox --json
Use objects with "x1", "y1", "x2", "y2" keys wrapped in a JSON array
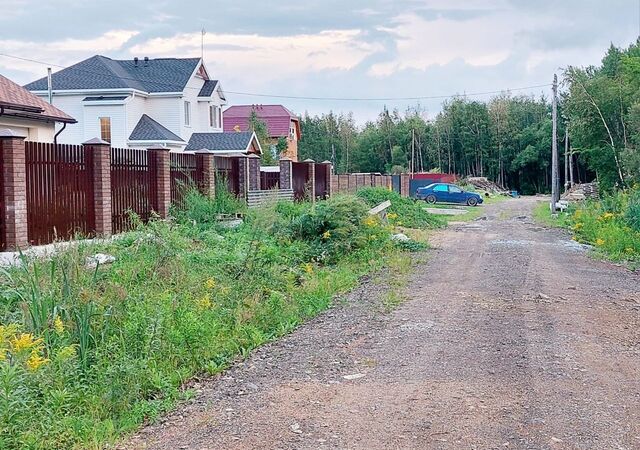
[
  {"x1": 195, "y1": 150, "x2": 215, "y2": 198},
  {"x1": 236, "y1": 155, "x2": 249, "y2": 200},
  {"x1": 83, "y1": 138, "x2": 112, "y2": 237},
  {"x1": 279, "y1": 157, "x2": 292, "y2": 190},
  {"x1": 321, "y1": 161, "x2": 333, "y2": 197},
  {"x1": 303, "y1": 159, "x2": 316, "y2": 201},
  {"x1": 148, "y1": 147, "x2": 171, "y2": 218},
  {"x1": 247, "y1": 154, "x2": 261, "y2": 191},
  {"x1": 0, "y1": 129, "x2": 28, "y2": 250}
]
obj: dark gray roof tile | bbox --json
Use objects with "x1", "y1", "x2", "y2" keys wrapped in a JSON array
[
  {"x1": 129, "y1": 114, "x2": 184, "y2": 142},
  {"x1": 186, "y1": 132, "x2": 254, "y2": 152},
  {"x1": 25, "y1": 55, "x2": 201, "y2": 93}
]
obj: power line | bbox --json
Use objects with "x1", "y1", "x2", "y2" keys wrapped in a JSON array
[{"x1": 0, "y1": 51, "x2": 551, "y2": 103}]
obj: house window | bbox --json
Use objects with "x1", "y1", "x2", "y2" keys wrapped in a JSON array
[
  {"x1": 99, "y1": 117, "x2": 111, "y2": 143},
  {"x1": 209, "y1": 105, "x2": 221, "y2": 128},
  {"x1": 184, "y1": 101, "x2": 191, "y2": 126}
]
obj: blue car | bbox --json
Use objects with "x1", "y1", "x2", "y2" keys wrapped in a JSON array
[{"x1": 416, "y1": 183, "x2": 483, "y2": 206}]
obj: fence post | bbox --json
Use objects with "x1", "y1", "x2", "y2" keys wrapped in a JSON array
[
  {"x1": 148, "y1": 147, "x2": 171, "y2": 218},
  {"x1": 195, "y1": 150, "x2": 215, "y2": 198},
  {"x1": 303, "y1": 159, "x2": 316, "y2": 201},
  {"x1": 0, "y1": 129, "x2": 28, "y2": 250},
  {"x1": 83, "y1": 138, "x2": 112, "y2": 237},
  {"x1": 279, "y1": 157, "x2": 292, "y2": 190},
  {"x1": 236, "y1": 155, "x2": 249, "y2": 200},
  {"x1": 247, "y1": 154, "x2": 261, "y2": 192}
]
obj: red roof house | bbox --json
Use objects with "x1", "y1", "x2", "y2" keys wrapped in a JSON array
[
  {"x1": 0, "y1": 74, "x2": 75, "y2": 141},
  {"x1": 223, "y1": 105, "x2": 301, "y2": 160}
]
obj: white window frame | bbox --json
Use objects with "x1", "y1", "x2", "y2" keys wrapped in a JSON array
[{"x1": 184, "y1": 101, "x2": 191, "y2": 126}]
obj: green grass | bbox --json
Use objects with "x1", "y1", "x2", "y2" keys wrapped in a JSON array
[
  {"x1": 533, "y1": 190, "x2": 640, "y2": 264},
  {"x1": 0, "y1": 190, "x2": 440, "y2": 450}
]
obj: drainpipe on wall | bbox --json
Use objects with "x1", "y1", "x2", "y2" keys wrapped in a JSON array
[{"x1": 54, "y1": 122, "x2": 67, "y2": 145}]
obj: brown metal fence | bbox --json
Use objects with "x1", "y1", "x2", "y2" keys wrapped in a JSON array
[
  {"x1": 25, "y1": 141, "x2": 95, "y2": 245},
  {"x1": 314, "y1": 164, "x2": 329, "y2": 199},
  {"x1": 0, "y1": 140, "x2": 5, "y2": 251},
  {"x1": 260, "y1": 171, "x2": 280, "y2": 190},
  {"x1": 292, "y1": 162, "x2": 311, "y2": 201},
  {"x1": 170, "y1": 152, "x2": 197, "y2": 205},
  {"x1": 110, "y1": 147, "x2": 155, "y2": 234},
  {"x1": 214, "y1": 156, "x2": 240, "y2": 196}
]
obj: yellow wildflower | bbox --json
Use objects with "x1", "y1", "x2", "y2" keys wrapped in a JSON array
[
  {"x1": 322, "y1": 231, "x2": 331, "y2": 239},
  {"x1": 11, "y1": 333, "x2": 42, "y2": 353},
  {"x1": 625, "y1": 247, "x2": 635, "y2": 254},
  {"x1": 396, "y1": 221, "x2": 403, "y2": 226},
  {"x1": 387, "y1": 213, "x2": 398, "y2": 220},
  {"x1": 0, "y1": 350, "x2": 6, "y2": 362},
  {"x1": 363, "y1": 216, "x2": 377, "y2": 227},
  {"x1": 196, "y1": 294, "x2": 213, "y2": 310},
  {"x1": 0, "y1": 324, "x2": 20, "y2": 343},
  {"x1": 572, "y1": 223, "x2": 583, "y2": 231},
  {"x1": 205, "y1": 278, "x2": 216, "y2": 290},
  {"x1": 53, "y1": 316, "x2": 64, "y2": 335},
  {"x1": 26, "y1": 351, "x2": 49, "y2": 371},
  {"x1": 303, "y1": 263, "x2": 314, "y2": 274},
  {"x1": 56, "y1": 345, "x2": 77, "y2": 361},
  {"x1": 595, "y1": 238, "x2": 605, "y2": 247},
  {"x1": 574, "y1": 209, "x2": 583, "y2": 219}
]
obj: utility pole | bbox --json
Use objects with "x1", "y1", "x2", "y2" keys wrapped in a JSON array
[
  {"x1": 411, "y1": 128, "x2": 416, "y2": 176},
  {"x1": 551, "y1": 74, "x2": 559, "y2": 212},
  {"x1": 564, "y1": 126, "x2": 569, "y2": 193}
]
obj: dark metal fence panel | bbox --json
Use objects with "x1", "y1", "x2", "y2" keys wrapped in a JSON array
[
  {"x1": 110, "y1": 147, "x2": 154, "y2": 234},
  {"x1": 25, "y1": 141, "x2": 95, "y2": 245},
  {"x1": 260, "y1": 171, "x2": 280, "y2": 190},
  {"x1": 292, "y1": 162, "x2": 310, "y2": 201},
  {"x1": 314, "y1": 164, "x2": 328, "y2": 199},
  {"x1": 170, "y1": 152, "x2": 197, "y2": 205},
  {"x1": 0, "y1": 140, "x2": 4, "y2": 251},
  {"x1": 213, "y1": 156, "x2": 240, "y2": 196}
]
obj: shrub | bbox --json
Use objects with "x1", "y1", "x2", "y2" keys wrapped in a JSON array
[{"x1": 356, "y1": 187, "x2": 446, "y2": 229}]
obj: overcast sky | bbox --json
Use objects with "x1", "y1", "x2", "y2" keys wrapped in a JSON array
[{"x1": 1, "y1": 0, "x2": 638, "y2": 123}]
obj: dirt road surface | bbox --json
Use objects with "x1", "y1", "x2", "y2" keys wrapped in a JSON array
[{"x1": 126, "y1": 197, "x2": 640, "y2": 450}]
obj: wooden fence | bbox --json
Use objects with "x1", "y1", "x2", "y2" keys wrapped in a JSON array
[
  {"x1": 110, "y1": 147, "x2": 156, "y2": 234},
  {"x1": 331, "y1": 173, "x2": 393, "y2": 194},
  {"x1": 25, "y1": 142, "x2": 95, "y2": 245}
]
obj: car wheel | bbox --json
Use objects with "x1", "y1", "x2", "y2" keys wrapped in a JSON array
[
  {"x1": 426, "y1": 195, "x2": 437, "y2": 204},
  {"x1": 467, "y1": 197, "x2": 478, "y2": 207}
]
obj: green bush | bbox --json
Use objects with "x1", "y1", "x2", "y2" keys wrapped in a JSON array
[
  {"x1": 356, "y1": 187, "x2": 446, "y2": 229},
  {"x1": 567, "y1": 187, "x2": 640, "y2": 261}
]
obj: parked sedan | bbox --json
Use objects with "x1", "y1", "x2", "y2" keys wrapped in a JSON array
[{"x1": 416, "y1": 183, "x2": 483, "y2": 206}]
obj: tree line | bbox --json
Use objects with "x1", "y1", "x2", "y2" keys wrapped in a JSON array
[{"x1": 298, "y1": 39, "x2": 640, "y2": 194}]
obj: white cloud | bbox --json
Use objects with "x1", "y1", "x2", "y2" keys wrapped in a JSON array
[
  {"x1": 370, "y1": 12, "x2": 522, "y2": 76},
  {"x1": 130, "y1": 29, "x2": 382, "y2": 84},
  {"x1": 0, "y1": 30, "x2": 139, "y2": 78}
]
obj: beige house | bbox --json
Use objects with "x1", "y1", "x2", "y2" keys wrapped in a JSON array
[{"x1": 0, "y1": 74, "x2": 75, "y2": 141}]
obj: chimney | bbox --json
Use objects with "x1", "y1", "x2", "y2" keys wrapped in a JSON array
[
  {"x1": 134, "y1": 57, "x2": 139, "y2": 67},
  {"x1": 144, "y1": 56, "x2": 149, "y2": 66}
]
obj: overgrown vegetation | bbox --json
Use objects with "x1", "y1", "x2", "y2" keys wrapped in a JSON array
[
  {"x1": 535, "y1": 189, "x2": 640, "y2": 262},
  {"x1": 356, "y1": 187, "x2": 446, "y2": 229},
  {"x1": 0, "y1": 188, "x2": 439, "y2": 449}
]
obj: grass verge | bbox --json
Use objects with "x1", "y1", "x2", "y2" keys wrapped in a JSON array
[{"x1": 0, "y1": 188, "x2": 437, "y2": 449}]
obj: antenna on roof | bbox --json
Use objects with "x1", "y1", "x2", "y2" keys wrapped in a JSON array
[{"x1": 201, "y1": 27, "x2": 206, "y2": 61}]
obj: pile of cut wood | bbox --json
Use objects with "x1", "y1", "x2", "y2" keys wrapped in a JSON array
[
  {"x1": 464, "y1": 177, "x2": 509, "y2": 194},
  {"x1": 562, "y1": 182, "x2": 599, "y2": 201}
]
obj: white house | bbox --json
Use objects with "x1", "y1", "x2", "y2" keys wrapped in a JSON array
[
  {"x1": 25, "y1": 55, "x2": 231, "y2": 151},
  {"x1": 0, "y1": 74, "x2": 75, "y2": 141}
]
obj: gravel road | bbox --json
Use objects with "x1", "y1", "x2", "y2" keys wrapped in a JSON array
[{"x1": 125, "y1": 197, "x2": 640, "y2": 450}]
